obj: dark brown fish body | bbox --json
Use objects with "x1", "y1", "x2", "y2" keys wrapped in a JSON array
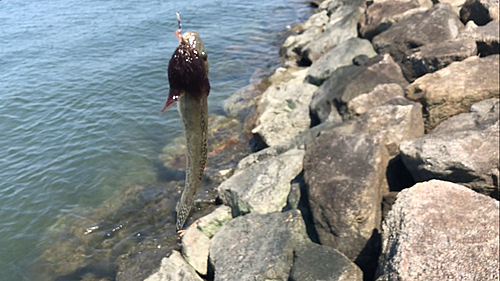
[{"x1": 163, "y1": 31, "x2": 210, "y2": 232}]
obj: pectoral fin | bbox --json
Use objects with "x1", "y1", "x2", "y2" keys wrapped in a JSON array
[{"x1": 161, "y1": 88, "x2": 183, "y2": 113}]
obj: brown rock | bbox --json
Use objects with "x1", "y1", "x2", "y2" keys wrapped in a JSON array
[{"x1": 406, "y1": 54, "x2": 500, "y2": 131}]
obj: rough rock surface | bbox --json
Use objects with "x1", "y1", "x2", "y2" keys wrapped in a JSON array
[
  {"x1": 305, "y1": 37, "x2": 377, "y2": 85},
  {"x1": 459, "y1": 20, "x2": 500, "y2": 56},
  {"x1": 181, "y1": 225, "x2": 211, "y2": 275},
  {"x1": 310, "y1": 54, "x2": 408, "y2": 124},
  {"x1": 346, "y1": 83, "x2": 404, "y2": 117},
  {"x1": 209, "y1": 210, "x2": 309, "y2": 281},
  {"x1": 358, "y1": 0, "x2": 421, "y2": 40},
  {"x1": 218, "y1": 149, "x2": 305, "y2": 216},
  {"x1": 289, "y1": 242, "x2": 363, "y2": 281},
  {"x1": 304, "y1": 133, "x2": 386, "y2": 276},
  {"x1": 409, "y1": 38, "x2": 477, "y2": 77},
  {"x1": 145, "y1": 251, "x2": 203, "y2": 281},
  {"x1": 406, "y1": 54, "x2": 500, "y2": 130},
  {"x1": 372, "y1": 3, "x2": 465, "y2": 81},
  {"x1": 195, "y1": 205, "x2": 232, "y2": 238},
  {"x1": 376, "y1": 180, "x2": 500, "y2": 280},
  {"x1": 460, "y1": 0, "x2": 500, "y2": 25},
  {"x1": 252, "y1": 70, "x2": 318, "y2": 147},
  {"x1": 400, "y1": 98, "x2": 500, "y2": 198},
  {"x1": 302, "y1": 8, "x2": 361, "y2": 62}
]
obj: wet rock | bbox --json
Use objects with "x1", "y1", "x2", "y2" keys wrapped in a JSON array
[
  {"x1": 358, "y1": 0, "x2": 421, "y2": 40},
  {"x1": 459, "y1": 20, "x2": 500, "y2": 56},
  {"x1": 346, "y1": 83, "x2": 404, "y2": 117},
  {"x1": 372, "y1": 3, "x2": 465, "y2": 81},
  {"x1": 304, "y1": 134, "x2": 386, "y2": 277},
  {"x1": 302, "y1": 7, "x2": 361, "y2": 63},
  {"x1": 376, "y1": 180, "x2": 500, "y2": 280},
  {"x1": 406, "y1": 54, "x2": 500, "y2": 131},
  {"x1": 218, "y1": 149, "x2": 305, "y2": 217},
  {"x1": 400, "y1": 99, "x2": 500, "y2": 198},
  {"x1": 252, "y1": 71, "x2": 318, "y2": 147},
  {"x1": 310, "y1": 54, "x2": 407, "y2": 124},
  {"x1": 305, "y1": 37, "x2": 377, "y2": 86},
  {"x1": 144, "y1": 251, "x2": 203, "y2": 281},
  {"x1": 209, "y1": 210, "x2": 309, "y2": 281},
  {"x1": 409, "y1": 38, "x2": 478, "y2": 77},
  {"x1": 182, "y1": 226, "x2": 210, "y2": 275},
  {"x1": 460, "y1": 0, "x2": 500, "y2": 25},
  {"x1": 289, "y1": 243, "x2": 363, "y2": 281}
]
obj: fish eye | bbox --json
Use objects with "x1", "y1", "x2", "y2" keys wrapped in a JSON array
[{"x1": 200, "y1": 51, "x2": 207, "y2": 61}]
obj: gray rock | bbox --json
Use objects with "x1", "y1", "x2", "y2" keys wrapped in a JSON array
[
  {"x1": 289, "y1": 243, "x2": 363, "y2": 281},
  {"x1": 346, "y1": 83, "x2": 404, "y2": 117},
  {"x1": 376, "y1": 180, "x2": 500, "y2": 281},
  {"x1": 209, "y1": 210, "x2": 309, "y2": 281},
  {"x1": 145, "y1": 251, "x2": 203, "y2": 281},
  {"x1": 400, "y1": 99, "x2": 499, "y2": 198},
  {"x1": 410, "y1": 38, "x2": 478, "y2": 77},
  {"x1": 281, "y1": 27, "x2": 323, "y2": 62},
  {"x1": 406, "y1": 54, "x2": 500, "y2": 131},
  {"x1": 305, "y1": 37, "x2": 377, "y2": 86},
  {"x1": 460, "y1": 20, "x2": 500, "y2": 56},
  {"x1": 218, "y1": 149, "x2": 305, "y2": 217},
  {"x1": 251, "y1": 71, "x2": 318, "y2": 147},
  {"x1": 181, "y1": 226, "x2": 210, "y2": 275},
  {"x1": 196, "y1": 205, "x2": 232, "y2": 238},
  {"x1": 302, "y1": 10, "x2": 330, "y2": 30},
  {"x1": 310, "y1": 54, "x2": 408, "y2": 124},
  {"x1": 359, "y1": 0, "x2": 421, "y2": 40},
  {"x1": 302, "y1": 8, "x2": 361, "y2": 63},
  {"x1": 304, "y1": 134, "x2": 386, "y2": 276},
  {"x1": 373, "y1": 3, "x2": 465, "y2": 81},
  {"x1": 460, "y1": 0, "x2": 499, "y2": 25},
  {"x1": 438, "y1": 0, "x2": 469, "y2": 15}
]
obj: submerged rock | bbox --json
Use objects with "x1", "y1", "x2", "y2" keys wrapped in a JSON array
[
  {"x1": 406, "y1": 54, "x2": 500, "y2": 131},
  {"x1": 376, "y1": 180, "x2": 500, "y2": 280},
  {"x1": 400, "y1": 98, "x2": 500, "y2": 198},
  {"x1": 289, "y1": 242, "x2": 363, "y2": 281},
  {"x1": 209, "y1": 210, "x2": 309, "y2": 281}
]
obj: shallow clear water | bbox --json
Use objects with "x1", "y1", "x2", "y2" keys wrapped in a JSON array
[{"x1": 0, "y1": 0, "x2": 309, "y2": 280}]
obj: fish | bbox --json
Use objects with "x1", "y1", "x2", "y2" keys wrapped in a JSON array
[{"x1": 161, "y1": 13, "x2": 210, "y2": 233}]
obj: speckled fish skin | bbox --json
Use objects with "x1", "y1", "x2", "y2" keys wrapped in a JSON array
[{"x1": 164, "y1": 31, "x2": 210, "y2": 232}]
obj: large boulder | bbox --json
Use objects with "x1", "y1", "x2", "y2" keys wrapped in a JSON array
[
  {"x1": 310, "y1": 54, "x2": 408, "y2": 124},
  {"x1": 218, "y1": 149, "x2": 305, "y2": 217},
  {"x1": 144, "y1": 251, "x2": 203, "y2": 281},
  {"x1": 400, "y1": 98, "x2": 500, "y2": 198},
  {"x1": 358, "y1": 0, "x2": 421, "y2": 40},
  {"x1": 409, "y1": 38, "x2": 477, "y2": 77},
  {"x1": 406, "y1": 54, "x2": 500, "y2": 131},
  {"x1": 209, "y1": 210, "x2": 309, "y2": 281},
  {"x1": 252, "y1": 70, "x2": 318, "y2": 147},
  {"x1": 346, "y1": 83, "x2": 404, "y2": 118},
  {"x1": 372, "y1": 3, "x2": 465, "y2": 81},
  {"x1": 305, "y1": 37, "x2": 377, "y2": 86},
  {"x1": 376, "y1": 180, "x2": 500, "y2": 280},
  {"x1": 289, "y1": 242, "x2": 363, "y2": 281},
  {"x1": 302, "y1": 7, "x2": 361, "y2": 63},
  {"x1": 459, "y1": 19, "x2": 500, "y2": 56},
  {"x1": 460, "y1": 0, "x2": 499, "y2": 25}
]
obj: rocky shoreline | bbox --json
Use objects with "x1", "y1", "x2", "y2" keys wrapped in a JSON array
[
  {"x1": 145, "y1": 0, "x2": 499, "y2": 280},
  {"x1": 38, "y1": 0, "x2": 499, "y2": 280}
]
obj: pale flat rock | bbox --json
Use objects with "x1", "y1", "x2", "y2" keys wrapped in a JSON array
[
  {"x1": 347, "y1": 83, "x2": 404, "y2": 117},
  {"x1": 145, "y1": 251, "x2": 203, "y2": 281},
  {"x1": 376, "y1": 180, "x2": 500, "y2": 280},
  {"x1": 218, "y1": 149, "x2": 305, "y2": 216},
  {"x1": 181, "y1": 226, "x2": 210, "y2": 275},
  {"x1": 196, "y1": 205, "x2": 232, "y2": 238}
]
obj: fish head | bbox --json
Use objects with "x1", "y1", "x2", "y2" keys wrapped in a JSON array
[{"x1": 162, "y1": 31, "x2": 210, "y2": 112}]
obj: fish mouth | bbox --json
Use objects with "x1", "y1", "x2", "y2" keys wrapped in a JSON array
[{"x1": 162, "y1": 31, "x2": 210, "y2": 113}]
